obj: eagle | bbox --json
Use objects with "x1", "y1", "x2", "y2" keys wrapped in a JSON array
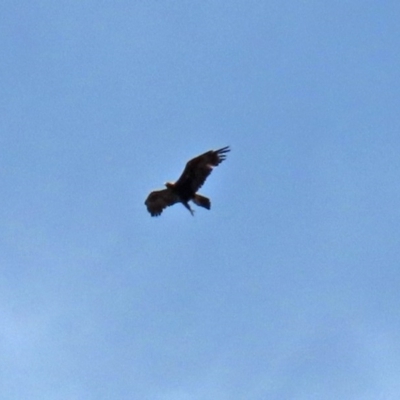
[{"x1": 145, "y1": 146, "x2": 230, "y2": 216}]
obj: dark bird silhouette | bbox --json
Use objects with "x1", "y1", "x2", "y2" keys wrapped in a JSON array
[{"x1": 145, "y1": 146, "x2": 230, "y2": 216}]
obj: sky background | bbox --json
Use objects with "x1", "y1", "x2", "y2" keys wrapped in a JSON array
[{"x1": 1, "y1": 1, "x2": 400, "y2": 399}]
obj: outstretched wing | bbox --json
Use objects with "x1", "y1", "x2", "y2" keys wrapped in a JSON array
[
  {"x1": 145, "y1": 188, "x2": 180, "y2": 216},
  {"x1": 174, "y1": 146, "x2": 230, "y2": 194}
]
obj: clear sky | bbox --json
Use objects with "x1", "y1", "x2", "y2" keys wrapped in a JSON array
[{"x1": 2, "y1": 2, "x2": 400, "y2": 399}]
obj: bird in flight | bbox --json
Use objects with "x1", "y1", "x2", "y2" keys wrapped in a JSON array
[{"x1": 145, "y1": 146, "x2": 230, "y2": 217}]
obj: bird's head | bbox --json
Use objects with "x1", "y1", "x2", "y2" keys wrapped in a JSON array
[{"x1": 165, "y1": 182, "x2": 175, "y2": 189}]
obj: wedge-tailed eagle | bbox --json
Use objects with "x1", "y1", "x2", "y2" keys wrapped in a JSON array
[{"x1": 145, "y1": 146, "x2": 230, "y2": 216}]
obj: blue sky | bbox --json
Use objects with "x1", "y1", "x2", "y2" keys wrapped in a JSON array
[{"x1": 1, "y1": 1, "x2": 400, "y2": 399}]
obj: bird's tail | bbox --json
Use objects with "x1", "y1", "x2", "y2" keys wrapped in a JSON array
[{"x1": 193, "y1": 194, "x2": 211, "y2": 210}]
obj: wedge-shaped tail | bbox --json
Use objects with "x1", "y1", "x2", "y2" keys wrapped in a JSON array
[{"x1": 192, "y1": 194, "x2": 211, "y2": 210}]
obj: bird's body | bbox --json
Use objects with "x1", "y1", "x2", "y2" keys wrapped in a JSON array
[{"x1": 145, "y1": 146, "x2": 230, "y2": 216}]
